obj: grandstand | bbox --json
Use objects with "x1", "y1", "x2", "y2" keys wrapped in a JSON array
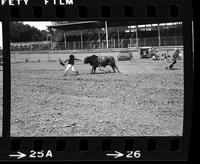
[{"x1": 10, "y1": 21, "x2": 183, "y2": 51}]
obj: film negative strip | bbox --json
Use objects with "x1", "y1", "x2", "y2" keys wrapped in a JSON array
[{"x1": 0, "y1": 0, "x2": 194, "y2": 161}]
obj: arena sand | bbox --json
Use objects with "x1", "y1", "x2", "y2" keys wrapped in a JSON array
[{"x1": 11, "y1": 58, "x2": 184, "y2": 136}]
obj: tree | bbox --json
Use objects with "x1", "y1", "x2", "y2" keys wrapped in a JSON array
[{"x1": 10, "y1": 22, "x2": 47, "y2": 42}]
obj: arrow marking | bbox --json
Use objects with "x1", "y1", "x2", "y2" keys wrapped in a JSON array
[
  {"x1": 106, "y1": 151, "x2": 124, "y2": 159},
  {"x1": 9, "y1": 151, "x2": 26, "y2": 159}
]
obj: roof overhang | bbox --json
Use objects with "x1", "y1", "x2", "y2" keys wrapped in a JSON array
[
  {"x1": 47, "y1": 21, "x2": 101, "y2": 31},
  {"x1": 47, "y1": 20, "x2": 182, "y2": 31}
]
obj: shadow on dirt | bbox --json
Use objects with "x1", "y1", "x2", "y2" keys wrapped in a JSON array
[
  {"x1": 169, "y1": 68, "x2": 179, "y2": 70},
  {"x1": 165, "y1": 67, "x2": 179, "y2": 70},
  {"x1": 86, "y1": 71, "x2": 121, "y2": 75}
]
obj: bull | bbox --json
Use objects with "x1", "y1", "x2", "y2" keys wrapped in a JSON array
[{"x1": 84, "y1": 55, "x2": 120, "y2": 74}]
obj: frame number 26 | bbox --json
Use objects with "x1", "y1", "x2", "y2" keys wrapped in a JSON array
[{"x1": 126, "y1": 150, "x2": 141, "y2": 159}]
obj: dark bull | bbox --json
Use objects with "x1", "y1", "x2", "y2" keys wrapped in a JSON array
[{"x1": 84, "y1": 55, "x2": 120, "y2": 74}]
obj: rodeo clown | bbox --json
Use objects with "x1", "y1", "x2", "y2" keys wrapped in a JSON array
[
  {"x1": 165, "y1": 49, "x2": 182, "y2": 70},
  {"x1": 59, "y1": 54, "x2": 81, "y2": 76}
]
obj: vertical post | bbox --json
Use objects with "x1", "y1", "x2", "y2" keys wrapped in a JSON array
[
  {"x1": 80, "y1": 30, "x2": 83, "y2": 49},
  {"x1": 158, "y1": 24, "x2": 161, "y2": 47},
  {"x1": 50, "y1": 32, "x2": 53, "y2": 51},
  {"x1": 117, "y1": 27, "x2": 120, "y2": 48},
  {"x1": 73, "y1": 42, "x2": 76, "y2": 50},
  {"x1": 105, "y1": 21, "x2": 109, "y2": 48},
  {"x1": 98, "y1": 29, "x2": 101, "y2": 48},
  {"x1": 175, "y1": 37, "x2": 177, "y2": 46},
  {"x1": 136, "y1": 25, "x2": 138, "y2": 47},
  {"x1": 64, "y1": 32, "x2": 67, "y2": 50}
]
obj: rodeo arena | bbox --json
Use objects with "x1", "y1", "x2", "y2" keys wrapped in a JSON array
[{"x1": 10, "y1": 21, "x2": 184, "y2": 136}]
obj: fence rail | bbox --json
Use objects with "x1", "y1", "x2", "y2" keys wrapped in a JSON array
[{"x1": 11, "y1": 36, "x2": 183, "y2": 51}]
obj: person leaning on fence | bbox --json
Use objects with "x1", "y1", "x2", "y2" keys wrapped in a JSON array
[
  {"x1": 63, "y1": 54, "x2": 81, "y2": 76},
  {"x1": 165, "y1": 49, "x2": 181, "y2": 70}
]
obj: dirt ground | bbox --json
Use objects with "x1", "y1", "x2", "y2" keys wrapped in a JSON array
[{"x1": 11, "y1": 56, "x2": 184, "y2": 137}]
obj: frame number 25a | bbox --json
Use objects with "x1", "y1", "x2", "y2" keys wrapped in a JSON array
[{"x1": 29, "y1": 150, "x2": 53, "y2": 159}]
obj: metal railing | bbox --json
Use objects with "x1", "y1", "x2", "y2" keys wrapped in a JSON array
[
  {"x1": 10, "y1": 36, "x2": 183, "y2": 51},
  {"x1": 58, "y1": 36, "x2": 183, "y2": 50}
]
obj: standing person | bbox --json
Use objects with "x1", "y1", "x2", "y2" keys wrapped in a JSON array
[
  {"x1": 165, "y1": 49, "x2": 181, "y2": 70},
  {"x1": 62, "y1": 54, "x2": 81, "y2": 76}
]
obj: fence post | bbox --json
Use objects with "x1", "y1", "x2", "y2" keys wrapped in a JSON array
[
  {"x1": 98, "y1": 29, "x2": 101, "y2": 49},
  {"x1": 64, "y1": 32, "x2": 67, "y2": 50},
  {"x1": 117, "y1": 27, "x2": 120, "y2": 48},
  {"x1": 80, "y1": 31, "x2": 83, "y2": 49},
  {"x1": 105, "y1": 21, "x2": 109, "y2": 48},
  {"x1": 175, "y1": 37, "x2": 177, "y2": 46},
  {"x1": 158, "y1": 24, "x2": 161, "y2": 47},
  {"x1": 73, "y1": 42, "x2": 76, "y2": 50},
  {"x1": 136, "y1": 25, "x2": 138, "y2": 47}
]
